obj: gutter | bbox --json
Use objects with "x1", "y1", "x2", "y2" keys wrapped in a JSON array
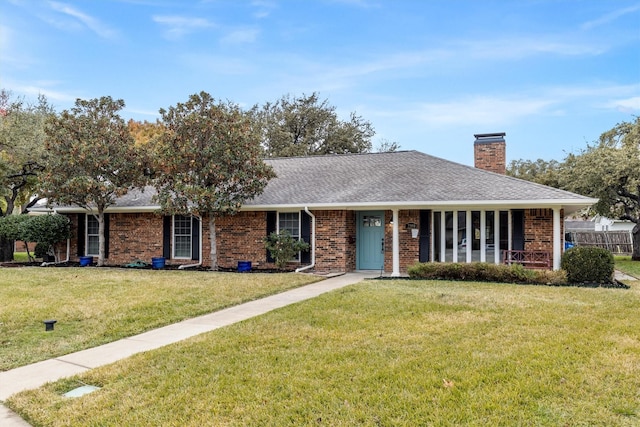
[
  {"x1": 178, "y1": 215, "x2": 203, "y2": 270},
  {"x1": 295, "y1": 207, "x2": 316, "y2": 273}
]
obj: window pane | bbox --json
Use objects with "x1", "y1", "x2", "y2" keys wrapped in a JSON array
[
  {"x1": 174, "y1": 236, "x2": 191, "y2": 258},
  {"x1": 173, "y1": 215, "x2": 192, "y2": 258},
  {"x1": 87, "y1": 216, "x2": 99, "y2": 256},
  {"x1": 445, "y1": 211, "x2": 453, "y2": 262},
  {"x1": 279, "y1": 212, "x2": 299, "y2": 238},
  {"x1": 457, "y1": 211, "x2": 467, "y2": 260},
  {"x1": 87, "y1": 236, "x2": 99, "y2": 256}
]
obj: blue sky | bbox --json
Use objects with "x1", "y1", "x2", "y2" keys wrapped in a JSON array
[{"x1": 2, "y1": 0, "x2": 639, "y2": 165}]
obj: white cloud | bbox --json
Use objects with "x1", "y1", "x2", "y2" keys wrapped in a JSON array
[
  {"x1": 604, "y1": 96, "x2": 640, "y2": 113},
  {"x1": 582, "y1": 4, "x2": 640, "y2": 30},
  {"x1": 251, "y1": 0, "x2": 277, "y2": 19},
  {"x1": 404, "y1": 97, "x2": 556, "y2": 127},
  {"x1": 48, "y1": 1, "x2": 119, "y2": 40},
  {"x1": 220, "y1": 28, "x2": 260, "y2": 45},
  {"x1": 152, "y1": 15, "x2": 215, "y2": 39}
]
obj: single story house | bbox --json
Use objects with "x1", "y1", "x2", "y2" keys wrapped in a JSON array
[{"x1": 35, "y1": 133, "x2": 596, "y2": 274}]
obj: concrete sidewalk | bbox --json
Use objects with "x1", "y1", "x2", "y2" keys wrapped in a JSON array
[{"x1": 0, "y1": 272, "x2": 378, "y2": 426}]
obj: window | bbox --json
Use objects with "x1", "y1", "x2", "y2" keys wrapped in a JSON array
[
  {"x1": 86, "y1": 215, "x2": 99, "y2": 256},
  {"x1": 278, "y1": 212, "x2": 300, "y2": 261},
  {"x1": 173, "y1": 215, "x2": 192, "y2": 259}
]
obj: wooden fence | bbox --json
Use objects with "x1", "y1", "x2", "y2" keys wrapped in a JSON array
[{"x1": 567, "y1": 231, "x2": 633, "y2": 255}]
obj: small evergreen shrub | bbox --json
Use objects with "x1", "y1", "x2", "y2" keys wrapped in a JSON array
[
  {"x1": 561, "y1": 247, "x2": 614, "y2": 284},
  {"x1": 264, "y1": 230, "x2": 310, "y2": 270},
  {"x1": 34, "y1": 242, "x2": 51, "y2": 259},
  {"x1": 407, "y1": 262, "x2": 566, "y2": 285}
]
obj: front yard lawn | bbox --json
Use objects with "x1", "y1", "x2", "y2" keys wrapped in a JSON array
[
  {"x1": 7, "y1": 279, "x2": 640, "y2": 426},
  {"x1": 615, "y1": 256, "x2": 640, "y2": 279},
  {"x1": 0, "y1": 267, "x2": 320, "y2": 371}
]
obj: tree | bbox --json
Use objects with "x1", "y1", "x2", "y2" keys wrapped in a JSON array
[
  {"x1": 560, "y1": 117, "x2": 640, "y2": 260},
  {"x1": 153, "y1": 91, "x2": 275, "y2": 270},
  {"x1": 506, "y1": 158, "x2": 563, "y2": 188},
  {"x1": 250, "y1": 93, "x2": 375, "y2": 157},
  {"x1": 21, "y1": 214, "x2": 71, "y2": 262},
  {"x1": 0, "y1": 89, "x2": 54, "y2": 261},
  {"x1": 375, "y1": 138, "x2": 401, "y2": 153},
  {"x1": 41, "y1": 97, "x2": 147, "y2": 266}
]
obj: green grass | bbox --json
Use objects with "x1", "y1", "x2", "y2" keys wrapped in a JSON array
[
  {"x1": 7, "y1": 279, "x2": 640, "y2": 426},
  {"x1": 615, "y1": 256, "x2": 640, "y2": 279},
  {"x1": 11, "y1": 252, "x2": 30, "y2": 262},
  {"x1": 0, "y1": 267, "x2": 320, "y2": 371}
]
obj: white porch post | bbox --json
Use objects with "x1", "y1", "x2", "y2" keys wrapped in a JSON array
[
  {"x1": 392, "y1": 209, "x2": 400, "y2": 277},
  {"x1": 494, "y1": 210, "x2": 500, "y2": 265},
  {"x1": 480, "y1": 211, "x2": 486, "y2": 262},
  {"x1": 452, "y1": 211, "x2": 459, "y2": 263},
  {"x1": 466, "y1": 210, "x2": 472, "y2": 263},
  {"x1": 441, "y1": 211, "x2": 447, "y2": 262},
  {"x1": 553, "y1": 207, "x2": 561, "y2": 270}
]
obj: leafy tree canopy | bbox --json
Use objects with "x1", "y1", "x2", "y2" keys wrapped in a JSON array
[
  {"x1": 153, "y1": 91, "x2": 275, "y2": 269},
  {"x1": 560, "y1": 117, "x2": 640, "y2": 259},
  {"x1": 510, "y1": 117, "x2": 640, "y2": 260},
  {"x1": 42, "y1": 96, "x2": 146, "y2": 265},
  {"x1": 0, "y1": 89, "x2": 54, "y2": 217},
  {"x1": 250, "y1": 92, "x2": 375, "y2": 157},
  {"x1": 506, "y1": 158, "x2": 563, "y2": 188}
]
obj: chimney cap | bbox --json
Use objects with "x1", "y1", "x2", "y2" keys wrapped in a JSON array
[{"x1": 474, "y1": 132, "x2": 506, "y2": 144}]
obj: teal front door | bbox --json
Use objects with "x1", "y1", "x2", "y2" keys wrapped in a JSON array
[{"x1": 357, "y1": 211, "x2": 385, "y2": 270}]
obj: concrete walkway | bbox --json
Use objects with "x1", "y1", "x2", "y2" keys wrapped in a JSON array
[{"x1": 0, "y1": 272, "x2": 378, "y2": 427}]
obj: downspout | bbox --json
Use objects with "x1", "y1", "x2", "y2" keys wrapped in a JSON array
[
  {"x1": 295, "y1": 207, "x2": 316, "y2": 273},
  {"x1": 179, "y1": 215, "x2": 203, "y2": 270},
  {"x1": 40, "y1": 239, "x2": 70, "y2": 266}
]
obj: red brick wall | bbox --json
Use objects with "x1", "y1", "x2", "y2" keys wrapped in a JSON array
[
  {"x1": 216, "y1": 212, "x2": 269, "y2": 269},
  {"x1": 314, "y1": 210, "x2": 356, "y2": 272},
  {"x1": 66, "y1": 210, "x2": 359, "y2": 271},
  {"x1": 109, "y1": 213, "x2": 165, "y2": 263},
  {"x1": 474, "y1": 141, "x2": 506, "y2": 174},
  {"x1": 65, "y1": 208, "x2": 560, "y2": 272},
  {"x1": 524, "y1": 208, "x2": 562, "y2": 266},
  {"x1": 384, "y1": 210, "x2": 421, "y2": 272}
]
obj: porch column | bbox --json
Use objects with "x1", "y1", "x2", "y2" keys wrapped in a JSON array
[
  {"x1": 392, "y1": 209, "x2": 400, "y2": 277},
  {"x1": 466, "y1": 210, "x2": 472, "y2": 263},
  {"x1": 452, "y1": 211, "x2": 459, "y2": 263},
  {"x1": 480, "y1": 210, "x2": 487, "y2": 262},
  {"x1": 494, "y1": 210, "x2": 500, "y2": 264},
  {"x1": 553, "y1": 207, "x2": 561, "y2": 270}
]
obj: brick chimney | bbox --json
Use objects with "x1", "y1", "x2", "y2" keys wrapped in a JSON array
[{"x1": 474, "y1": 132, "x2": 506, "y2": 174}]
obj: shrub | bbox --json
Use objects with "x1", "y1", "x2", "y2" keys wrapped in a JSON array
[
  {"x1": 407, "y1": 262, "x2": 566, "y2": 285},
  {"x1": 561, "y1": 246, "x2": 614, "y2": 284},
  {"x1": 264, "y1": 230, "x2": 310, "y2": 270},
  {"x1": 34, "y1": 242, "x2": 51, "y2": 259}
]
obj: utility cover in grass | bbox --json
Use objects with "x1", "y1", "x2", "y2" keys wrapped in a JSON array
[{"x1": 63, "y1": 385, "x2": 100, "y2": 398}]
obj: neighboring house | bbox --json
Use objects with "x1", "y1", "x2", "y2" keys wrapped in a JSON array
[
  {"x1": 594, "y1": 216, "x2": 636, "y2": 233},
  {"x1": 32, "y1": 133, "x2": 596, "y2": 273}
]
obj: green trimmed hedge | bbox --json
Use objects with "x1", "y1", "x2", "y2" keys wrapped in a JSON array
[
  {"x1": 407, "y1": 262, "x2": 567, "y2": 285},
  {"x1": 561, "y1": 247, "x2": 614, "y2": 284}
]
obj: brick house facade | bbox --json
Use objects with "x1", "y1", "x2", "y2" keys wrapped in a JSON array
[{"x1": 38, "y1": 135, "x2": 595, "y2": 274}]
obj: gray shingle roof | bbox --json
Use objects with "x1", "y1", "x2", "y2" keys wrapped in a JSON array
[
  {"x1": 248, "y1": 150, "x2": 594, "y2": 209},
  {"x1": 34, "y1": 150, "x2": 595, "y2": 213}
]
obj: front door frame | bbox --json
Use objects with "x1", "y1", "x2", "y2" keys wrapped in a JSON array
[{"x1": 356, "y1": 211, "x2": 386, "y2": 270}]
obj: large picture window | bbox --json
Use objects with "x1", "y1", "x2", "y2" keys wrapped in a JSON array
[
  {"x1": 86, "y1": 215, "x2": 99, "y2": 256},
  {"x1": 173, "y1": 215, "x2": 192, "y2": 259}
]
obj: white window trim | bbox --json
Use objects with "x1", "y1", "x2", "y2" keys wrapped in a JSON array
[
  {"x1": 86, "y1": 214, "x2": 99, "y2": 257},
  {"x1": 172, "y1": 214, "x2": 192, "y2": 260}
]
